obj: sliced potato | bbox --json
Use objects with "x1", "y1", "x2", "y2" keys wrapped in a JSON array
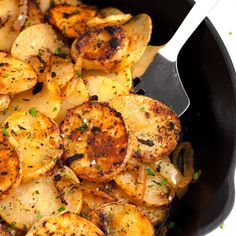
[
  {"x1": 61, "y1": 102, "x2": 133, "y2": 182},
  {"x1": 47, "y1": 4, "x2": 97, "y2": 38},
  {"x1": 99, "y1": 7, "x2": 126, "y2": 16},
  {"x1": 119, "y1": 14, "x2": 152, "y2": 68},
  {"x1": 71, "y1": 24, "x2": 129, "y2": 72},
  {"x1": 0, "y1": 52, "x2": 37, "y2": 95},
  {"x1": 84, "y1": 75, "x2": 129, "y2": 102},
  {"x1": 26, "y1": 212, "x2": 104, "y2": 236},
  {"x1": 132, "y1": 45, "x2": 161, "y2": 78},
  {"x1": 83, "y1": 67, "x2": 132, "y2": 91},
  {"x1": 115, "y1": 157, "x2": 146, "y2": 202},
  {"x1": 109, "y1": 94, "x2": 181, "y2": 162},
  {"x1": 0, "y1": 133, "x2": 21, "y2": 200},
  {"x1": 87, "y1": 14, "x2": 132, "y2": 27},
  {"x1": 24, "y1": 0, "x2": 44, "y2": 28},
  {"x1": 11, "y1": 23, "x2": 63, "y2": 61},
  {"x1": 0, "y1": 95, "x2": 10, "y2": 112},
  {"x1": 56, "y1": 77, "x2": 89, "y2": 124},
  {"x1": 2, "y1": 110, "x2": 63, "y2": 182},
  {"x1": 0, "y1": 72, "x2": 61, "y2": 123},
  {"x1": 137, "y1": 205, "x2": 169, "y2": 225},
  {"x1": 0, "y1": 0, "x2": 20, "y2": 51},
  {"x1": 142, "y1": 164, "x2": 174, "y2": 207},
  {"x1": 50, "y1": 55, "x2": 74, "y2": 88},
  {"x1": 89, "y1": 203, "x2": 154, "y2": 236},
  {"x1": 0, "y1": 172, "x2": 83, "y2": 230}
]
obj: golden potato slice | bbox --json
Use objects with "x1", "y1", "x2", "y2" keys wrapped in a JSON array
[
  {"x1": 0, "y1": 52, "x2": 37, "y2": 95},
  {"x1": 115, "y1": 157, "x2": 146, "y2": 202},
  {"x1": 87, "y1": 14, "x2": 132, "y2": 27},
  {"x1": 71, "y1": 24, "x2": 129, "y2": 72},
  {"x1": 83, "y1": 67, "x2": 132, "y2": 91},
  {"x1": 89, "y1": 203, "x2": 154, "y2": 236},
  {"x1": 2, "y1": 110, "x2": 63, "y2": 182},
  {"x1": 47, "y1": 4, "x2": 97, "y2": 38},
  {"x1": 50, "y1": 55, "x2": 74, "y2": 88},
  {"x1": 0, "y1": 133, "x2": 21, "y2": 200},
  {"x1": 11, "y1": 24, "x2": 63, "y2": 62},
  {"x1": 0, "y1": 171, "x2": 83, "y2": 230},
  {"x1": 137, "y1": 205, "x2": 169, "y2": 225},
  {"x1": 0, "y1": 95, "x2": 10, "y2": 112},
  {"x1": 119, "y1": 14, "x2": 152, "y2": 68},
  {"x1": 0, "y1": 0, "x2": 20, "y2": 51},
  {"x1": 0, "y1": 73, "x2": 61, "y2": 123},
  {"x1": 132, "y1": 45, "x2": 161, "y2": 78},
  {"x1": 142, "y1": 164, "x2": 174, "y2": 207},
  {"x1": 24, "y1": 0, "x2": 44, "y2": 28},
  {"x1": 56, "y1": 77, "x2": 89, "y2": 124},
  {"x1": 109, "y1": 94, "x2": 181, "y2": 162},
  {"x1": 61, "y1": 102, "x2": 133, "y2": 182},
  {"x1": 84, "y1": 75, "x2": 129, "y2": 102},
  {"x1": 26, "y1": 212, "x2": 104, "y2": 236}
]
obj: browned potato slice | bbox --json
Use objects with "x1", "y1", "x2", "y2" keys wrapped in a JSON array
[
  {"x1": 71, "y1": 25, "x2": 129, "y2": 72},
  {"x1": 26, "y1": 212, "x2": 104, "y2": 236},
  {"x1": 0, "y1": 52, "x2": 37, "y2": 95},
  {"x1": 142, "y1": 164, "x2": 174, "y2": 207},
  {"x1": 119, "y1": 14, "x2": 152, "y2": 68},
  {"x1": 132, "y1": 45, "x2": 161, "y2": 78},
  {"x1": 0, "y1": 133, "x2": 21, "y2": 200},
  {"x1": 0, "y1": 73, "x2": 61, "y2": 123},
  {"x1": 109, "y1": 94, "x2": 181, "y2": 162},
  {"x1": 24, "y1": 0, "x2": 44, "y2": 28},
  {"x1": 11, "y1": 24, "x2": 63, "y2": 62},
  {"x1": 0, "y1": 170, "x2": 83, "y2": 230},
  {"x1": 56, "y1": 77, "x2": 89, "y2": 124},
  {"x1": 61, "y1": 102, "x2": 133, "y2": 182},
  {"x1": 47, "y1": 4, "x2": 97, "y2": 38},
  {"x1": 137, "y1": 205, "x2": 169, "y2": 225},
  {"x1": 50, "y1": 55, "x2": 74, "y2": 88},
  {"x1": 87, "y1": 14, "x2": 132, "y2": 27},
  {"x1": 89, "y1": 203, "x2": 154, "y2": 236},
  {"x1": 0, "y1": 224, "x2": 12, "y2": 236},
  {"x1": 83, "y1": 67, "x2": 132, "y2": 91},
  {"x1": 0, "y1": 95, "x2": 10, "y2": 112},
  {"x1": 84, "y1": 75, "x2": 129, "y2": 102},
  {"x1": 2, "y1": 110, "x2": 63, "y2": 182},
  {"x1": 0, "y1": 0, "x2": 20, "y2": 51}
]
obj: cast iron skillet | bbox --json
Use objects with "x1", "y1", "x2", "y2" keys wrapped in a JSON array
[{"x1": 84, "y1": 0, "x2": 236, "y2": 235}]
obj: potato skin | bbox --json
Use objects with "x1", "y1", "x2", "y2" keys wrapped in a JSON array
[{"x1": 61, "y1": 102, "x2": 132, "y2": 182}]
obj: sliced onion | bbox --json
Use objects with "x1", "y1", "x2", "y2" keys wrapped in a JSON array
[
  {"x1": 13, "y1": 0, "x2": 28, "y2": 31},
  {"x1": 155, "y1": 142, "x2": 194, "y2": 189}
]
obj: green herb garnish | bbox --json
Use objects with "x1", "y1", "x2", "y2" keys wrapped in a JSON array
[
  {"x1": 29, "y1": 107, "x2": 37, "y2": 117},
  {"x1": 145, "y1": 167, "x2": 155, "y2": 176}
]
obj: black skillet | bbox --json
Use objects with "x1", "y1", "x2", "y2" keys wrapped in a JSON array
[{"x1": 84, "y1": 0, "x2": 236, "y2": 235}]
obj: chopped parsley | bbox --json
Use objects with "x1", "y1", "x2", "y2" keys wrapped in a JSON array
[
  {"x1": 2, "y1": 128, "x2": 9, "y2": 137},
  {"x1": 29, "y1": 107, "x2": 37, "y2": 117},
  {"x1": 9, "y1": 221, "x2": 16, "y2": 231},
  {"x1": 58, "y1": 207, "x2": 66, "y2": 212},
  {"x1": 193, "y1": 170, "x2": 201, "y2": 182},
  {"x1": 145, "y1": 167, "x2": 155, "y2": 176},
  {"x1": 54, "y1": 48, "x2": 61, "y2": 55},
  {"x1": 220, "y1": 223, "x2": 224, "y2": 229},
  {"x1": 75, "y1": 70, "x2": 81, "y2": 78},
  {"x1": 168, "y1": 221, "x2": 175, "y2": 230},
  {"x1": 76, "y1": 122, "x2": 88, "y2": 132}
]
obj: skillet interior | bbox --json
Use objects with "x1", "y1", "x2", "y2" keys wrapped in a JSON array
[{"x1": 84, "y1": 0, "x2": 236, "y2": 235}]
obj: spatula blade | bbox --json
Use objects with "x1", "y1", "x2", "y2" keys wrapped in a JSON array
[{"x1": 134, "y1": 54, "x2": 190, "y2": 116}]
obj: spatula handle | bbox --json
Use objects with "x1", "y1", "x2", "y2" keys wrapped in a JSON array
[{"x1": 159, "y1": 0, "x2": 219, "y2": 62}]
